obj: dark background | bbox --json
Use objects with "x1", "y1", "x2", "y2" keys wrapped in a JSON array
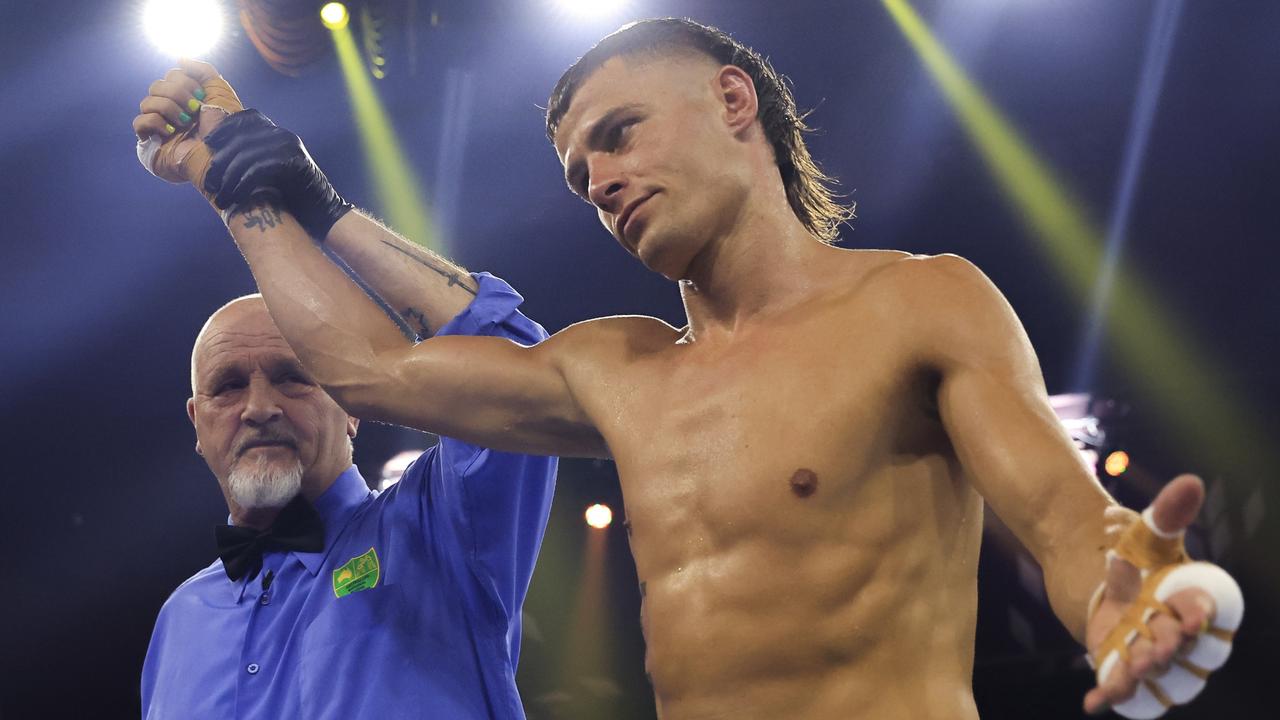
[{"x1": 1, "y1": 0, "x2": 1276, "y2": 717}]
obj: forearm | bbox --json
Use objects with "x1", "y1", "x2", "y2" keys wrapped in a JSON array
[
  {"x1": 1038, "y1": 505, "x2": 1113, "y2": 642},
  {"x1": 227, "y1": 202, "x2": 409, "y2": 402},
  {"x1": 323, "y1": 210, "x2": 476, "y2": 339}
]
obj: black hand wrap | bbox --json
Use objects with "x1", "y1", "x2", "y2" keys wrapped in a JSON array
[{"x1": 202, "y1": 109, "x2": 354, "y2": 241}]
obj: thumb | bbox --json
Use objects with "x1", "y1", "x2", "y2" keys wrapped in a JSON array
[{"x1": 1149, "y1": 474, "x2": 1204, "y2": 536}]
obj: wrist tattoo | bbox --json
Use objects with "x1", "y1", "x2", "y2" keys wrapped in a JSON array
[
  {"x1": 240, "y1": 204, "x2": 284, "y2": 233},
  {"x1": 378, "y1": 238, "x2": 478, "y2": 296}
]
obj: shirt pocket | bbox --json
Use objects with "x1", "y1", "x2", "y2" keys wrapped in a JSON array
[{"x1": 298, "y1": 583, "x2": 409, "y2": 718}]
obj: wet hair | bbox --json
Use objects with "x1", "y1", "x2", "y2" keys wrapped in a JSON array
[{"x1": 546, "y1": 18, "x2": 853, "y2": 243}]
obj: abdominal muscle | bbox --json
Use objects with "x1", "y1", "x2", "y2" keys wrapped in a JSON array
[{"x1": 623, "y1": 463, "x2": 985, "y2": 720}]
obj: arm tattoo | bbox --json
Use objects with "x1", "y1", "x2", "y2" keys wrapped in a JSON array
[
  {"x1": 378, "y1": 237, "x2": 478, "y2": 296},
  {"x1": 403, "y1": 307, "x2": 431, "y2": 338},
  {"x1": 241, "y1": 204, "x2": 283, "y2": 232}
]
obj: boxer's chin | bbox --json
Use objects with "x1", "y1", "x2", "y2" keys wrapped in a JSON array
[{"x1": 227, "y1": 453, "x2": 303, "y2": 509}]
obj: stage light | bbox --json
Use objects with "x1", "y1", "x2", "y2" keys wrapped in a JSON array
[
  {"x1": 142, "y1": 0, "x2": 224, "y2": 57},
  {"x1": 1104, "y1": 451, "x2": 1130, "y2": 477},
  {"x1": 555, "y1": 0, "x2": 630, "y2": 17},
  {"x1": 320, "y1": 2, "x2": 349, "y2": 30},
  {"x1": 377, "y1": 449, "x2": 424, "y2": 491},
  {"x1": 585, "y1": 504, "x2": 613, "y2": 529}
]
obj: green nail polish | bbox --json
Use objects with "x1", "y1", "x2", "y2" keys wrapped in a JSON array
[
  {"x1": 165, "y1": 123, "x2": 176, "y2": 135},
  {"x1": 179, "y1": 111, "x2": 191, "y2": 124},
  {"x1": 193, "y1": 88, "x2": 206, "y2": 101},
  {"x1": 187, "y1": 98, "x2": 202, "y2": 112}
]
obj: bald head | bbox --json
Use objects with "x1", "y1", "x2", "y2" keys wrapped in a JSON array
[{"x1": 191, "y1": 294, "x2": 270, "y2": 395}]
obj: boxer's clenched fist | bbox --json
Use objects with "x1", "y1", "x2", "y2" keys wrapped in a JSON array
[{"x1": 132, "y1": 59, "x2": 242, "y2": 189}]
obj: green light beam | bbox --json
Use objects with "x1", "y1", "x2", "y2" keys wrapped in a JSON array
[
  {"x1": 881, "y1": 0, "x2": 1274, "y2": 482},
  {"x1": 331, "y1": 24, "x2": 440, "y2": 251}
]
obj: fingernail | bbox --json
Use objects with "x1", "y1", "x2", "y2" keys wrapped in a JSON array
[
  {"x1": 179, "y1": 111, "x2": 192, "y2": 124},
  {"x1": 187, "y1": 98, "x2": 202, "y2": 113},
  {"x1": 165, "y1": 123, "x2": 176, "y2": 135},
  {"x1": 193, "y1": 88, "x2": 206, "y2": 101}
]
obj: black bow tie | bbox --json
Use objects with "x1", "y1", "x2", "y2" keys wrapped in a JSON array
[{"x1": 215, "y1": 494, "x2": 325, "y2": 581}]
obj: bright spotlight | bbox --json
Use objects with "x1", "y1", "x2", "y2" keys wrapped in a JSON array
[
  {"x1": 585, "y1": 504, "x2": 613, "y2": 529},
  {"x1": 320, "y1": 2, "x2": 350, "y2": 30},
  {"x1": 143, "y1": 0, "x2": 224, "y2": 57},
  {"x1": 1104, "y1": 450, "x2": 1130, "y2": 477},
  {"x1": 556, "y1": 0, "x2": 630, "y2": 17}
]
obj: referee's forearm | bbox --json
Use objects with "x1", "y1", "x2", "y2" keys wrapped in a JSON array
[{"x1": 324, "y1": 210, "x2": 477, "y2": 340}]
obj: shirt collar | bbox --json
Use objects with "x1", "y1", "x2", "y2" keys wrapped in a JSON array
[
  {"x1": 296, "y1": 464, "x2": 372, "y2": 575},
  {"x1": 225, "y1": 465, "x2": 372, "y2": 599}
]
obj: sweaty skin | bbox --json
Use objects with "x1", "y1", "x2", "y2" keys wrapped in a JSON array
[
  {"x1": 138, "y1": 53, "x2": 1220, "y2": 719},
  {"x1": 582, "y1": 253, "x2": 991, "y2": 719}
]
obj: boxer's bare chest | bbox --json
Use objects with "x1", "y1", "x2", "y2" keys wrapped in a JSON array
[{"x1": 597, "y1": 283, "x2": 945, "y2": 579}]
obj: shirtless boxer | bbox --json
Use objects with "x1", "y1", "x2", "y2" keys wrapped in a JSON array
[{"x1": 135, "y1": 18, "x2": 1242, "y2": 719}]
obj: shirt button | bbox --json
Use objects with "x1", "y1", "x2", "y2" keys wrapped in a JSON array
[
  {"x1": 259, "y1": 593, "x2": 270, "y2": 605},
  {"x1": 246, "y1": 663, "x2": 260, "y2": 675}
]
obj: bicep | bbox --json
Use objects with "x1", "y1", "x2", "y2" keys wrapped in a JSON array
[
  {"x1": 918, "y1": 256, "x2": 1112, "y2": 562},
  {"x1": 341, "y1": 332, "x2": 608, "y2": 458}
]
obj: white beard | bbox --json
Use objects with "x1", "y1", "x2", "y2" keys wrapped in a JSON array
[{"x1": 227, "y1": 452, "x2": 303, "y2": 509}]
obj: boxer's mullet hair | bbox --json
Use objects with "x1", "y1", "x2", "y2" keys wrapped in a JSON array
[{"x1": 546, "y1": 18, "x2": 853, "y2": 244}]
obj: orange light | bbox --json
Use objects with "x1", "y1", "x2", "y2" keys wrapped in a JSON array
[
  {"x1": 1104, "y1": 450, "x2": 1130, "y2": 477},
  {"x1": 585, "y1": 503, "x2": 613, "y2": 529}
]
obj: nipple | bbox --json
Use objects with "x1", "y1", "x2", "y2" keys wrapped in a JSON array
[{"x1": 789, "y1": 468, "x2": 818, "y2": 498}]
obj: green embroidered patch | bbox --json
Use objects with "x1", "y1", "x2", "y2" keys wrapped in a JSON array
[{"x1": 332, "y1": 547, "x2": 380, "y2": 598}]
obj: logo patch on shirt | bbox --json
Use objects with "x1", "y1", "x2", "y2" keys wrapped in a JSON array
[{"x1": 332, "y1": 547, "x2": 380, "y2": 598}]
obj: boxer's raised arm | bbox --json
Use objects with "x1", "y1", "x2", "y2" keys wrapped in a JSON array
[
  {"x1": 136, "y1": 59, "x2": 477, "y2": 336},
  {"x1": 225, "y1": 201, "x2": 608, "y2": 459}
]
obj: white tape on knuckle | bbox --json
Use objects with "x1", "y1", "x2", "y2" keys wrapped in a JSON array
[
  {"x1": 1180, "y1": 633, "x2": 1232, "y2": 671},
  {"x1": 1153, "y1": 562, "x2": 1244, "y2": 631},
  {"x1": 1096, "y1": 650, "x2": 1122, "y2": 688},
  {"x1": 1112, "y1": 682, "x2": 1167, "y2": 719},
  {"x1": 136, "y1": 137, "x2": 162, "y2": 178},
  {"x1": 1153, "y1": 664, "x2": 1206, "y2": 705},
  {"x1": 1141, "y1": 506, "x2": 1185, "y2": 540}
]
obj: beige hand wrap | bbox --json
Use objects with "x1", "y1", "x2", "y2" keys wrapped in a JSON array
[
  {"x1": 1088, "y1": 506, "x2": 1244, "y2": 719},
  {"x1": 136, "y1": 71, "x2": 244, "y2": 201}
]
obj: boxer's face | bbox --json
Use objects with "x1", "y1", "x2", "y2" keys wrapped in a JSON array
[
  {"x1": 187, "y1": 299, "x2": 357, "y2": 512},
  {"x1": 555, "y1": 54, "x2": 755, "y2": 281}
]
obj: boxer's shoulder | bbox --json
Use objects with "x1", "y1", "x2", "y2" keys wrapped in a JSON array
[{"x1": 547, "y1": 314, "x2": 682, "y2": 368}]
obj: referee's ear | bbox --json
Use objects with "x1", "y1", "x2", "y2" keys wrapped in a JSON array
[{"x1": 187, "y1": 397, "x2": 203, "y2": 456}]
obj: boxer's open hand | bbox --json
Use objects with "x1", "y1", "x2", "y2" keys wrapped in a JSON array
[{"x1": 1083, "y1": 475, "x2": 1218, "y2": 715}]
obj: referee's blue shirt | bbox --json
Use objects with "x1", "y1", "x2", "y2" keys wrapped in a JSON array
[{"x1": 141, "y1": 273, "x2": 558, "y2": 719}]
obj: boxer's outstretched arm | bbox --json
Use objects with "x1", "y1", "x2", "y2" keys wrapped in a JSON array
[
  {"x1": 225, "y1": 201, "x2": 608, "y2": 458},
  {"x1": 907, "y1": 254, "x2": 1231, "y2": 716},
  {"x1": 903, "y1": 253, "x2": 1114, "y2": 640}
]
